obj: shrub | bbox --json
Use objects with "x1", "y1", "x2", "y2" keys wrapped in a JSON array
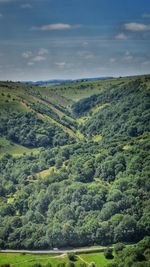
[
  {"x1": 104, "y1": 248, "x2": 114, "y2": 259},
  {"x1": 46, "y1": 264, "x2": 52, "y2": 267},
  {"x1": 67, "y1": 253, "x2": 76, "y2": 261},
  {"x1": 66, "y1": 262, "x2": 75, "y2": 267},
  {"x1": 57, "y1": 264, "x2": 66, "y2": 267},
  {"x1": 79, "y1": 263, "x2": 87, "y2": 267},
  {"x1": 114, "y1": 242, "x2": 125, "y2": 254},
  {"x1": 88, "y1": 263, "x2": 96, "y2": 267},
  {"x1": 32, "y1": 264, "x2": 43, "y2": 267}
]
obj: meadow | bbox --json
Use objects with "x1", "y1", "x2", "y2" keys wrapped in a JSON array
[{"x1": 0, "y1": 251, "x2": 114, "y2": 267}]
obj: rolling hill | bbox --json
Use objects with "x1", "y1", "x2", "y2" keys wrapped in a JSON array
[{"x1": 0, "y1": 75, "x2": 150, "y2": 256}]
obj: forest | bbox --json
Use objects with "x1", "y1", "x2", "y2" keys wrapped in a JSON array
[{"x1": 0, "y1": 75, "x2": 149, "y2": 266}]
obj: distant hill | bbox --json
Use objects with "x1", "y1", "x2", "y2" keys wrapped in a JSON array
[
  {"x1": 22, "y1": 76, "x2": 114, "y2": 86},
  {"x1": 0, "y1": 74, "x2": 150, "y2": 250}
]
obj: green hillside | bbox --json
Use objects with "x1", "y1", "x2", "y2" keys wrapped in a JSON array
[{"x1": 0, "y1": 75, "x2": 150, "y2": 261}]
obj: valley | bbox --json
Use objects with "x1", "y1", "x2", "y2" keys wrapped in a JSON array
[{"x1": 0, "y1": 75, "x2": 150, "y2": 267}]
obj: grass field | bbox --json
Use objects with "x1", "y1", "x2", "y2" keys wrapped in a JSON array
[
  {"x1": 79, "y1": 253, "x2": 113, "y2": 266},
  {"x1": 0, "y1": 137, "x2": 40, "y2": 158},
  {"x1": 0, "y1": 252, "x2": 114, "y2": 267}
]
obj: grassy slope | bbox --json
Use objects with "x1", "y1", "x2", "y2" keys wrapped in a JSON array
[
  {"x1": 0, "y1": 252, "x2": 114, "y2": 267},
  {"x1": 0, "y1": 137, "x2": 40, "y2": 158},
  {"x1": 0, "y1": 75, "x2": 149, "y2": 256},
  {"x1": 0, "y1": 74, "x2": 149, "y2": 168}
]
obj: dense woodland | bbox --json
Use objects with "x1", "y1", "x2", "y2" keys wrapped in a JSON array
[{"x1": 0, "y1": 76, "x2": 150, "y2": 260}]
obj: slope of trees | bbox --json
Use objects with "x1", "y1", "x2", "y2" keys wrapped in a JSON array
[
  {"x1": 0, "y1": 112, "x2": 74, "y2": 148},
  {"x1": 0, "y1": 76, "x2": 150, "y2": 250},
  {"x1": 108, "y1": 237, "x2": 150, "y2": 267}
]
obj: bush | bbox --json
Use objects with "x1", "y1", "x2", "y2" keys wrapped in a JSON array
[
  {"x1": 67, "y1": 253, "x2": 76, "y2": 261},
  {"x1": 106, "y1": 264, "x2": 118, "y2": 267},
  {"x1": 79, "y1": 263, "x2": 87, "y2": 267},
  {"x1": 104, "y1": 248, "x2": 114, "y2": 259},
  {"x1": 31, "y1": 264, "x2": 43, "y2": 267},
  {"x1": 114, "y1": 243, "x2": 125, "y2": 254},
  {"x1": 46, "y1": 264, "x2": 52, "y2": 267},
  {"x1": 57, "y1": 264, "x2": 66, "y2": 267},
  {"x1": 88, "y1": 263, "x2": 96, "y2": 267},
  {"x1": 66, "y1": 262, "x2": 75, "y2": 267}
]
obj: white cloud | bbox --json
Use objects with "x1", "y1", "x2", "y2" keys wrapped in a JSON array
[
  {"x1": 0, "y1": 0, "x2": 16, "y2": 2},
  {"x1": 22, "y1": 51, "x2": 33, "y2": 59},
  {"x1": 82, "y1": 41, "x2": 89, "y2": 47},
  {"x1": 22, "y1": 48, "x2": 48, "y2": 63},
  {"x1": 55, "y1": 62, "x2": 66, "y2": 67},
  {"x1": 125, "y1": 51, "x2": 130, "y2": 56},
  {"x1": 0, "y1": 13, "x2": 3, "y2": 18},
  {"x1": 124, "y1": 22, "x2": 150, "y2": 32},
  {"x1": 124, "y1": 51, "x2": 133, "y2": 61},
  {"x1": 142, "y1": 61, "x2": 150, "y2": 65},
  {"x1": 142, "y1": 13, "x2": 150, "y2": 18},
  {"x1": 110, "y1": 58, "x2": 116, "y2": 63},
  {"x1": 77, "y1": 51, "x2": 95, "y2": 59},
  {"x1": 32, "y1": 55, "x2": 46, "y2": 62},
  {"x1": 115, "y1": 33, "x2": 127, "y2": 40},
  {"x1": 27, "y1": 62, "x2": 34, "y2": 66},
  {"x1": 21, "y1": 3, "x2": 32, "y2": 9},
  {"x1": 38, "y1": 48, "x2": 49, "y2": 56},
  {"x1": 32, "y1": 23, "x2": 81, "y2": 31},
  {"x1": 84, "y1": 54, "x2": 94, "y2": 60},
  {"x1": 125, "y1": 55, "x2": 133, "y2": 61}
]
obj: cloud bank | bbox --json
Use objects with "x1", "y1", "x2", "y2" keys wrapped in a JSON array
[
  {"x1": 124, "y1": 22, "x2": 150, "y2": 32},
  {"x1": 32, "y1": 23, "x2": 81, "y2": 31}
]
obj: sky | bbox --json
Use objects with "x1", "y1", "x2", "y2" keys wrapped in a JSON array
[{"x1": 0, "y1": 0, "x2": 150, "y2": 81}]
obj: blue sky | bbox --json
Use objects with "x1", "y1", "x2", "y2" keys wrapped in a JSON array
[{"x1": 0, "y1": 0, "x2": 150, "y2": 81}]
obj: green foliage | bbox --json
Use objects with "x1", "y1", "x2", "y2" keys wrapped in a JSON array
[
  {"x1": 66, "y1": 262, "x2": 75, "y2": 267},
  {"x1": 67, "y1": 253, "x2": 76, "y2": 261},
  {"x1": 32, "y1": 264, "x2": 43, "y2": 267},
  {"x1": 104, "y1": 248, "x2": 114, "y2": 259},
  {"x1": 0, "y1": 76, "x2": 150, "y2": 252},
  {"x1": 88, "y1": 262, "x2": 96, "y2": 267},
  {"x1": 114, "y1": 243, "x2": 125, "y2": 254},
  {"x1": 79, "y1": 80, "x2": 150, "y2": 140},
  {"x1": 79, "y1": 263, "x2": 87, "y2": 267},
  {"x1": 109, "y1": 237, "x2": 150, "y2": 267},
  {"x1": 0, "y1": 112, "x2": 73, "y2": 148},
  {"x1": 57, "y1": 263, "x2": 66, "y2": 267}
]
